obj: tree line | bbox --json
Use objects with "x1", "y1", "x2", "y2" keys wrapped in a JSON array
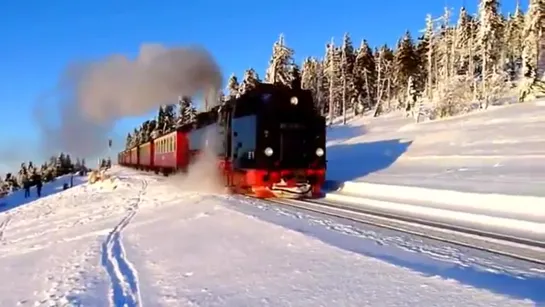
[
  {"x1": 125, "y1": 0, "x2": 545, "y2": 149},
  {"x1": 125, "y1": 96, "x2": 199, "y2": 149},
  {"x1": 0, "y1": 153, "x2": 88, "y2": 197}
]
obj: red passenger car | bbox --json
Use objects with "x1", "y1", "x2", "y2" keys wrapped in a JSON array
[
  {"x1": 153, "y1": 130, "x2": 190, "y2": 174},
  {"x1": 129, "y1": 146, "x2": 139, "y2": 167},
  {"x1": 123, "y1": 150, "x2": 131, "y2": 166},
  {"x1": 118, "y1": 151, "x2": 125, "y2": 165},
  {"x1": 138, "y1": 142, "x2": 154, "y2": 170}
]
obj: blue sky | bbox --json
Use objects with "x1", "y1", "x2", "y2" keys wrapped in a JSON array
[{"x1": 0, "y1": 0, "x2": 523, "y2": 172}]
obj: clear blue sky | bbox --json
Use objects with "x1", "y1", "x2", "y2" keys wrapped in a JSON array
[{"x1": 0, "y1": 0, "x2": 523, "y2": 172}]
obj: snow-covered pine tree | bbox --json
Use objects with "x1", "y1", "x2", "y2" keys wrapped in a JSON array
[
  {"x1": 239, "y1": 68, "x2": 260, "y2": 96},
  {"x1": 454, "y1": 8, "x2": 473, "y2": 76},
  {"x1": 75, "y1": 158, "x2": 82, "y2": 172},
  {"x1": 324, "y1": 40, "x2": 340, "y2": 124},
  {"x1": 264, "y1": 34, "x2": 295, "y2": 86},
  {"x1": 139, "y1": 121, "x2": 148, "y2": 142},
  {"x1": 301, "y1": 57, "x2": 317, "y2": 91},
  {"x1": 301, "y1": 57, "x2": 324, "y2": 111},
  {"x1": 438, "y1": 8, "x2": 454, "y2": 83},
  {"x1": 156, "y1": 106, "x2": 166, "y2": 135},
  {"x1": 393, "y1": 30, "x2": 419, "y2": 108},
  {"x1": 179, "y1": 96, "x2": 197, "y2": 124},
  {"x1": 373, "y1": 45, "x2": 394, "y2": 116},
  {"x1": 422, "y1": 14, "x2": 437, "y2": 99},
  {"x1": 226, "y1": 73, "x2": 240, "y2": 99},
  {"x1": 125, "y1": 132, "x2": 132, "y2": 149},
  {"x1": 477, "y1": 0, "x2": 502, "y2": 108},
  {"x1": 353, "y1": 40, "x2": 376, "y2": 114},
  {"x1": 162, "y1": 104, "x2": 176, "y2": 133},
  {"x1": 150, "y1": 118, "x2": 161, "y2": 139},
  {"x1": 63, "y1": 154, "x2": 73, "y2": 172},
  {"x1": 132, "y1": 128, "x2": 140, "y2": 146},
  {"x1": 504, "y1": 2, "x2": 525, "y2": 79},
  {"x1": 519, "y1": 0, "x2": 545, "y2": 102},
  {"x1": 340, "y1": 33, "x2": 356, "y2": 124},
  {"x1": 288, "y1": 64, "x2": 302, "y2": 89}
]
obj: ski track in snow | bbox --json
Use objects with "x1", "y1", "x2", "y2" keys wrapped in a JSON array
[
  {"x1": 0, "y1": 214, "x2": 11, "y2": 241},
  {"x1": 101, "y1": 178, "x2": 147, "y2": 307}
]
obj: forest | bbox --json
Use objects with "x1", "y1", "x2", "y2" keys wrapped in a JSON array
[{"x1": 118, "y1": 1, "x2": 542, "y2": 148}]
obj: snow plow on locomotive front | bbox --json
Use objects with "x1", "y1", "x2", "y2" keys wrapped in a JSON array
[{"x1": 219, "y1": 83, "x2": 327, "y2": 198}]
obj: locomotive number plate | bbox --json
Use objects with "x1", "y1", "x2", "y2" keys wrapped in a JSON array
[{"x1": 280, "y1": 123, "x2": 304, "y2": 130}]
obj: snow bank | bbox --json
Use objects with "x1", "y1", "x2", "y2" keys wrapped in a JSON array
[
  {"x1": 324, "y1": 181, "x2": 545, "y2": 244},
  {"x1": 336, "y1": 181, "x2": 545, "y2": 220}
]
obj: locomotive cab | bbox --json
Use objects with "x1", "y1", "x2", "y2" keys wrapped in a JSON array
[{"x1": 226, "y1": 83, "x2": 326, "y2": 198}]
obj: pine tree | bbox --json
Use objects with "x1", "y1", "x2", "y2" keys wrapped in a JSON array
[
  {"x1": 75, "y1": 158, "x2": 82, "y2": 171},
  {"x1": 353, "y1": 40, "x2": 376, "y2": 114},
  {"x1": 505, "y1": 2, "x2": 525, "y2": 79},
  {"x1": 264, "y1": 34, "x2": 295, "y2": 86},
  {"x1": 478, "y1": 0, "x2": 502, "y2": 108},
  {"x1": 373, "y1": 45, "x2": 395, "y2": 116},
  {"x1": 301, "y1": 57, "x2": 322, "y2": 110},
  {"x1": 226, "y1": 73, "x2": 240, "y2": 99},
  {"x1": 126, "y1": 132, "x2": 132, "y2": 149},
  {"x1": 132, "y1": 128, "x2": 140, "y2": 146},
  {"x1": 156, "y1": 106, "x2": 166, "y2": 136},
  {"x1": 454, "y1": 7, "x2": 474, "y2": 76},
  {"x1": 161, "y1": 104, "x2": 176, "y2": 133},
  {"x1": 519, "y1": 0, "x2": 545, "y2": 102},
  {"x1": 323, "y1": 40, "x2": 342, "y2": 123},
  {"x1": 393, "y1": 31, "x2": 419, "y2": 107},
  {"x1": 239, "y1": 68, "x2": 261, "y2": 96},
  {"x1": 288, "y1": 64, "x2": 302, "y2": 89},
  {"x1": 179, "y1": 96, "x2": 197, "y2": 124},
  {"x1": 340, "y1": 33, "x2": 356, "y2": 123}
]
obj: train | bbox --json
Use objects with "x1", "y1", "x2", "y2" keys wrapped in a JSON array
[{"x1": 117, "y1": 82, "x2": 327, "y2": 198}]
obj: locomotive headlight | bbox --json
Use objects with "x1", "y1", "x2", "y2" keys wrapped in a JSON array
[
  {"x1": 290, "y1": 96, "x2": 298, "y2": 105},
  {"x1": 315, "y1": 148, "x2": 324, "y2": 157},
  {"x1": 264, "y1": 147, "x2": 274, "y2": 157}
]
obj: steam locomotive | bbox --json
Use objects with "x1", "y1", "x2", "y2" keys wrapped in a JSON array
[{"x1": 118, "y1": 82, "x2": 327, "y2": 198}]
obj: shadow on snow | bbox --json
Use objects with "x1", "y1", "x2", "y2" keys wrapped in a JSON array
[{"x1": 323, "y1": 138, "x2": 412, "y2": 191}]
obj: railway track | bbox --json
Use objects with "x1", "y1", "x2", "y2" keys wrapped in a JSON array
[{"x1": 263, "y1": 197, "x2": 545, "y2": 265}]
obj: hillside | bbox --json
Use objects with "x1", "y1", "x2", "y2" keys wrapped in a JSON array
[{"x1": 326, "y1": 100, "x2": 545, "y2": 196}]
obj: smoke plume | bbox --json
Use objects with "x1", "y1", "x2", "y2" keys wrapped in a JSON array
[
  {"x1": 167, "y1": 126, "x2": 225, "y2": 195},
  {"x1": 35, "y1": 43, "x2": 223, "y2": 159}
]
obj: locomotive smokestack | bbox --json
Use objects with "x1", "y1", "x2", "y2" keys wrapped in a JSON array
[{"x1": 35, "y1": 43, "x2": 223, "y2": 158}]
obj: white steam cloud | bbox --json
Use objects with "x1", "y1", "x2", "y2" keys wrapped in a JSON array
[
  {"x1": 167, "y1": 127, "x2": 226, "y2": 195},
  {"x1": 35, "y1": 43, "x2": 223, "y2": 159}
]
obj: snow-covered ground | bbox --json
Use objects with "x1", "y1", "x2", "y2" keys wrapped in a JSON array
[
  {"x1": 326, "y1": 101, "x2": 545, "y2": 196},
  {"x1": 0, "y1": 167, "x2": 544, "y2": 306}
]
